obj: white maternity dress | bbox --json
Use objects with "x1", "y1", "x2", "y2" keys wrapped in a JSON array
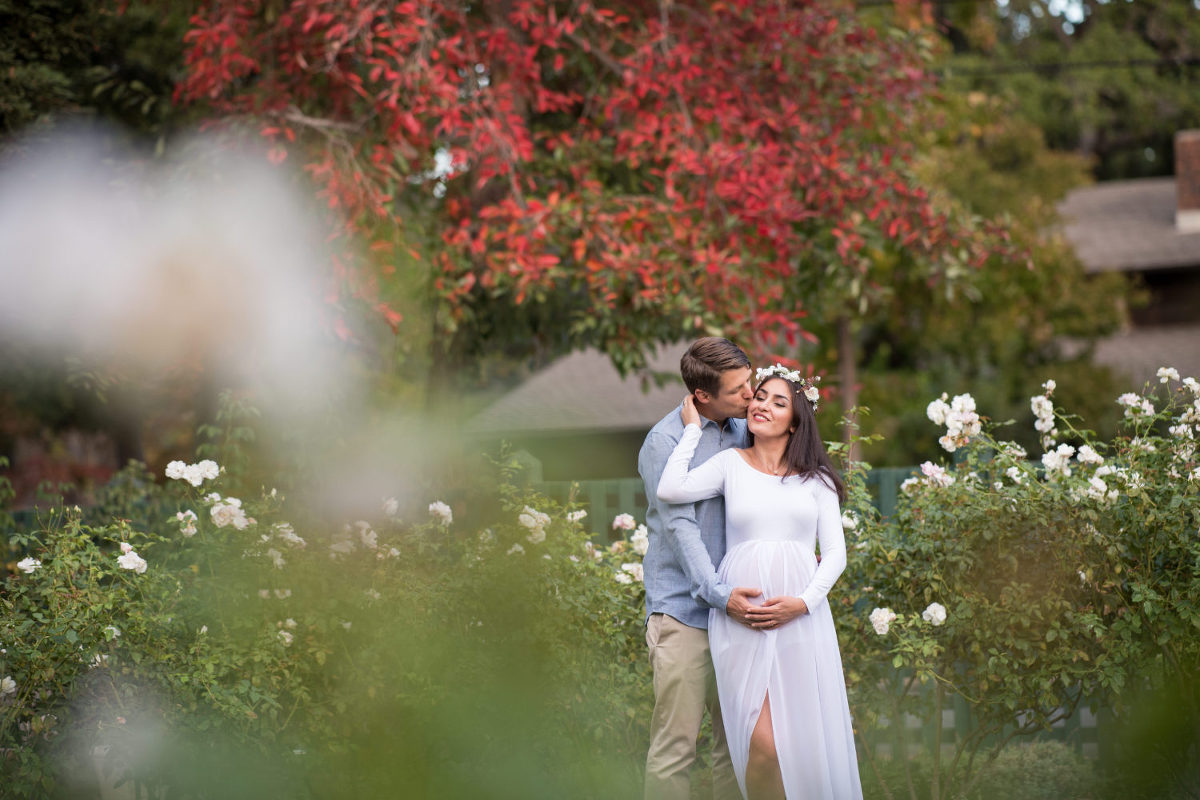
[{"x1": 657, "y1": 424, "x2": 862, "y2": 800}]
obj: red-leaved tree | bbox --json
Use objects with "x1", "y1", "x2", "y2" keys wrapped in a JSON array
[{"x1": 177, "y1": 0, "x2": 1001, "y2": 398}]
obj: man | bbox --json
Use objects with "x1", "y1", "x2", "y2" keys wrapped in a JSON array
[{"x1": 639, "y1": 337, "x2": 761, "y2": 800}]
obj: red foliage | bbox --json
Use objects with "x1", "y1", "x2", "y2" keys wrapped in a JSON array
[{"x1": 177, "y1": 0, "x2": 995, "y2": 365}]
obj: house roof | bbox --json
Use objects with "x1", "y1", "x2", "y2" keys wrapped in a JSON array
[
  {"x1": 1058, "y1": 177, "x2": 1200, "y2": 273},
  {"x1": 468, "y1": 344, "x2": 688, "y2": 436},
  {"x1": 1092, "y1": 323, "x2": 1200, "y2": 388}
]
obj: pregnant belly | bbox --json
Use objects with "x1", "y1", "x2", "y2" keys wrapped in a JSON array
[{"x1": 716, "y1": 539, "x2": 817, "y2": 599}]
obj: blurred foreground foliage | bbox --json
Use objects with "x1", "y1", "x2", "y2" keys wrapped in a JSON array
[{"x1": 4, "y1": 372, "x2": 1200, "y2": 798}]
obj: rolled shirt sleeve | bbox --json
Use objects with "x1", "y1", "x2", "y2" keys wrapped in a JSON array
[{"x1": 640, "y1": 428, "x2": 734, "y2": 614}]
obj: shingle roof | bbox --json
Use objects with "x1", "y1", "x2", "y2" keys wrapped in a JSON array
[
  {"x1": 467, "y1": 344, "x2": 688, "y2": 435},
  {"x1": 1058, "y1": 177, "x2": 1200, "y2": 273},
  {"x1": 1093, "y1": 323, "x2": 1200, "y2": 388}
]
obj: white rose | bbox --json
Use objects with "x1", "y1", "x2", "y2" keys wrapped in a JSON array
[
  {"x1": 921, "y1": 602, "x2": 947, "y2": 626},
  {"x1": 630, "y1": 525, "x2": 649, "y2": 556},
  {"x1": 869, "y1": 607, "x2": 896, "y2": 636},
  {"x1": 1158, "y1": 366, "x2": 1180, "y2": 383},
  {"x1": 428, "y1": 501, "x2": 453, "y2": 525},
  {"x1": 566, "y1": 510, "x2": 588, "y2": 523},
  {"x1": 16, "y1": 557, "x2": 41, "y2": 574},
  {"x1": 165, "y1": 461, "x2": 187, "y2": 480},
  {"x1": 1, "y1": 676, "x2": 17, "y2": 696},
  {"x1": 804, "y1": 385, "x2": 820, "y2": 403},
  {"x1": 614, "y1": 571, "x2": 633, "y2": 585},
  {"x1": 611, "y1": 513, "x2": 636, "y2": 531},
  {"x1": 621, "y1": 562, "x2": 644, "y2": 582},
  {"x1": 116, "y1": 551, "x2": 148, "y2": 574}
]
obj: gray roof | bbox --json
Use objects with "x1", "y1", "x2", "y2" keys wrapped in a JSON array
[
  {"x1": 1093, "y1": 323, "x2": 1200, "y2": 388},
  {"x1": 1058, "y1": 178, "x2": 1200, "y2": 273},
  {"x1": 468, "y1": 344, "x2": 688, "y2": 435}
]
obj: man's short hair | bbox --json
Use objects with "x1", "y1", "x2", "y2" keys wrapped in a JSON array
[{"x1": 680, "y1": 337, "x2": 750, "y2": 396}]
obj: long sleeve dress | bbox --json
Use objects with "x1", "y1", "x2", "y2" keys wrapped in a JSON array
[{"x1": 657, "y1": 424, "x2": 862, "y2": 800}]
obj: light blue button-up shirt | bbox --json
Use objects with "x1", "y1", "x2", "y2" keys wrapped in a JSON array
[{"x1": 638, "y1": 403, "x2": 747, "y2": 629}]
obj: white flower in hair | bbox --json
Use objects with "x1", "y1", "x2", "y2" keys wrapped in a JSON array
[{"x1": 754, "y1": 363, "x2": 820, "y2": 410}]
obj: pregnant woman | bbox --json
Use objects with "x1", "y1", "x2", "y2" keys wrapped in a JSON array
[{"x1": 657, "y1": 364, "x2": 862, "y2": 800}]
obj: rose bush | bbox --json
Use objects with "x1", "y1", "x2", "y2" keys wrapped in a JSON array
[
  {"x1": 4, "y1": 370, "x2": 1200, "y2": 798},
  {"x1": 2, "y1": 445, "x2": 652, "y2": 797}
]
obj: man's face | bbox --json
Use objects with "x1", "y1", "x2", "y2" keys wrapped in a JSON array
[{"x1": 696, "y1": 366, "x2": 753, "y2": 421}]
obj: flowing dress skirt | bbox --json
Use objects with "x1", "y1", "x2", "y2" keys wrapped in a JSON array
[{"x1": 709, "y1": 539, "x2": 863, "y2": 800}]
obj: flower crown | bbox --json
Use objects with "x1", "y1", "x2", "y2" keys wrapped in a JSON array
[{"x1": 755, "y1": 363, "x2": 821, "y2": 410}]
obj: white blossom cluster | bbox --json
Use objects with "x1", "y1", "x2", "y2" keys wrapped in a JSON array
[
  {"x1": 383, "y1": 497, "x2": 400, "y2": 517},
  {"x1": 116, "y1": 542, "x2": 147, "y2": 574},
  {"x1": 901, "y1": 461, "x2": 955, "y2": 494},
  {"x1": 1, "y1": 675, "x2": 16, "y2": 697},
  {"x1": 1117, "y1": 392, "x2": 1156, "y2": 419},
  {"x1": 1041, "y1": 444, "x2": 1076, "y2": 479},
  {"x1": 16, "y1": 557, "x2": 41, "y2": 574},
  {"x1": 519, "y1": 506, "x2": 551, "y2": 543},
  {"x1": 428, "y1": 501, "x2": 453, "y2": 525},
  {"x1": 1031, "y1": 381, "x2": 1058, "y2": 449},
  {"x1": 926, "y1": 393, "x2": 982, "y2": 453},
  {"x1": 164, "y1": 459, "x2": 220, "y2": 487},
  {"x1": 1158, "y1": 366, "x2": 1181, "y2": 383},
  {"x1": 630, "y1": 524, "x2": 649, "y2": 556},
  {"x1": 869, "y1": 607, "x2": 896, "y2": 635},
  {"x1": 922, "y1": 602, "x2": 947, "y2": 626},
  {"x1": 611, "y1": 513, "x2": 636, "y2": 531},
  {"x1": 208, "y1": 494, "x2": 252, "y2": 530},
  {"x1": 175, "y1": 509, "x2": 198, "y2": 537},
  {"x1": 566, "y1": 509, "x2": 588, "y2": 523}
]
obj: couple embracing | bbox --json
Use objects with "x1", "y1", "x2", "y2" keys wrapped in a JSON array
[{"x1": 639, "y1": 338, "x2": 863, "y2": 800}]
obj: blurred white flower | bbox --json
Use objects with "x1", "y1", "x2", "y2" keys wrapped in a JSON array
[
  {"x1": 116, "y1": 550, "x2": 147, "y2": 574},
  {"x1": 266, "y1": 548, "x2": 286, "y2": 569},
  {"x1": 1042, "y1": 379, "x2": 1056, "y2": 393},
  {"x1": 1041, "y1": 444, "x2": 1076, "y2": 478},
  {"x1": 274, "y1": 522, "x2": 306, "y2": 548},
  {"x1": 104, "y1": 626, "x2": 121, "y2": 639},
  {"x1": 176, "y1": 510, "x2": 198, "y2": 537},
  {"x1": 119, "y1": 542, "x2": 133, "y2": 554},
  {"x1": 383, "y1": 497, "x2": 400, "y2": 517},
  {"x1": 1184, "y1": 377, "x2": 1200, "y2": 394},
  {"x1": 277, "y1": 630, "x2": 293, "y2": 647},
  {"x1": 165, "y1": 459, "x2": 220, "y2": 487},
  {"x1": 869, "y1": 607, "x2": 896, "y2": 635},
  {"x1": 566, "y1": 510, "x2": 588, "y2": 523},
  {"x1": 274, "y1": 589, "x2": 291, "y2": 599},
  {"x1": 631, "y1": 524, "x2": 650, "y2": 555},
  {"x1": 1005, "y1": 466, "x2": 1026, "y2": 485},
  {"x1": 365, "y1": 588, "x2": 382, "y2": 601},
  {"x1": 919, "y1": 462, "x2": 954, "y2": 488},
  {"x1": 621, "y1": 562, "x2": 644, "y2": 582},
  {"x1": 840, "y1": 511, "x2": 858, "y2": 531},
  {"x1": 507, "y1": 543, "x2": 525, "y2": 556},
  {"x1": 281, "y1": 618, "x2": 297, "y2": 629},
  {"x1": 611, "y1": 513, "x2": 636, "y2": 531},
  {"x1": 614, "y1": 571, "x2": 633, "y2": 585},
  {"x1": 1, "y1": 676, "x2": 17, "y2": 696},
  {"x1": 1158, "y1": 366, "x2": 1180, "y2": 383},
  {"x1": 926, "y1": 394, "x2": 950, "y2": 425},
  {"x1": 355, "y1": 521, "x2": 378, "y2": 549},
  {"x1": 259, "y1": 589, "x2": 271, "y2": 599},
  {"x1": 89, "y1": 654, "x2": 108, "y2": 669},
  {"x1": 922, "y1": 602, "x2": 947, "y2": 626},
  {"x1": 1076, "y1": 445, "x2": 1104, "y2": 465},
  {"x1": 211, "y1": 498, "x2": 250, "y2": 530},
  {"x1": 428, "y1": 501, "x2": 453, "y2": 525},
  {"x1": 16, "y1": 557, "x2": 41, "y2": 574},
  {"x1": 900, "y1": 477, "x2": 921, "y2": 495},
  {"x1": 519, "y1": 506, "x2": 550, "y2": 543},
  {"x1": 199, "y1": 625, "x2": 208, "y2": 635}
]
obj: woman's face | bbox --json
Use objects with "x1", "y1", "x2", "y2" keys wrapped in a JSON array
[{"x1": 747, "y1": 378, "x2": 794, "y2": 439}]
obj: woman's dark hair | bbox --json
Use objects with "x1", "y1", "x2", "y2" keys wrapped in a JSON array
[{"x1": 746, "y1": 376, "x2": 846, "y2": 502}]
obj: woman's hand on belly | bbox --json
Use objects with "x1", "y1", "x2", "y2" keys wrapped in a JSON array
[{"x1": 745, "y1": 596, "x2": 809, "y2": 630}]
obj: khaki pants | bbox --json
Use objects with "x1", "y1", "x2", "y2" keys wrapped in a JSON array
[{"x1": 644, "y1": 613, "x2": 740, "y2": 800}]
